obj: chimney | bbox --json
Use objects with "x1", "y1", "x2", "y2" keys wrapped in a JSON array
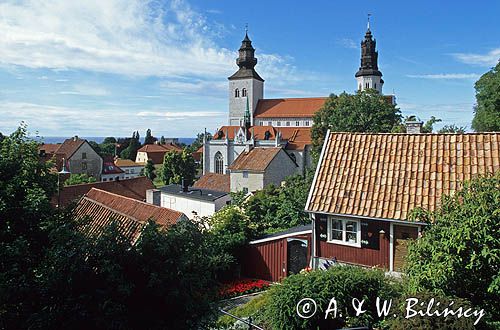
[
  {"x1": 405, "y1": 120, "x2": 423, "y2": 134},
  {"x1": 73, "y1": 135, "x2": 79, "y2": 141},
  {"x1": 146, "y1": 189, "x2": 161, "y2": 206},
  {"x1": 181, "y1": 178, "x2": 189, "y2": 192}
]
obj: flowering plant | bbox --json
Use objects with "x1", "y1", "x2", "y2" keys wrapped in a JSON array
[
  {"x1": 299, "y1": 266, "x2": 313, "y2": 275},
  {"x1": 219, "y1": 278, "x2": 270, "y2": 299}
]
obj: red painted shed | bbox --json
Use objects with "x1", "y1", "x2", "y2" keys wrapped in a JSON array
[{"x1": 240, "y1": 225, "x2": 312, "y2": 282}]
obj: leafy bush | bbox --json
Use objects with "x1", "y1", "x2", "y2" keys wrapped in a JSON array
[
  {"x1": 405, "y1": 172, "x2": 500, "y2": 322},
  {"x1": 217, "y1": 293, "x2": 269, "y2": 329},
  {"x1": 64, "y1": 173, "x2": 97, "y2": 186},
  {"x1": 263, "y1": 266, "x2": 399, "y2": 330},
  {"x1": 382, "y1": 291, "x2": 479, "y2": 330}
]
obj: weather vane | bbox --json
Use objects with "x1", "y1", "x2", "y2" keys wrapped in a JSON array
[
  {"x1": 367, "y1": 13, "x2": 371, "y2": 30},
  {"x1": 245, "y1": 23, "x2": 248, "y2": 34}
]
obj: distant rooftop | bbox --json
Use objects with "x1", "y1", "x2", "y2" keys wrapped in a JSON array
[{"x1": 159, "y1": 184, "x2": 228, "y2": 202}]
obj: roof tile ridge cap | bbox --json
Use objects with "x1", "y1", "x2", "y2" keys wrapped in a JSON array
[{"x1": 81, "y1": 195, "x2": 145, "y2": 224}]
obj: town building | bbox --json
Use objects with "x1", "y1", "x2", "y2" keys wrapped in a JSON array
[
  {"x1": 114, "y1": 158, "x2": 145, "y2": 179},
  {"x1": 101, "y1": 157, "x2": 125, "y2": 182},
  {"x1": 147, "y1": 184, "x2": 231, "y2": 219},
  {"x1": 73, "y1": 188, "x2": 186, "y2": 244},
  {"x1": 305, "y1": 132, "x2": 500, "y2": 273},
  {"x1": 193, "y1": 172, "x2": 230, "y2": 193},
  {"x1": 202, "y1": 23, "x2": 393, "y2": 186},
  {"x1": 135, "y1": 143, "x2": 182, "y2": 166},
  {"x1": 54, "y1": 176, "x2": 154, "y2": 208},
  {"x1": 228, "y1": 147, "x2": 298, "y2": 193},
  {"x1": 39, "y1": 136, "x2": 103, "y2": 180}
]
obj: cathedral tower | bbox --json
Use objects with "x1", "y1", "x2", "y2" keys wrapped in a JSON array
[
  {"x1": 228, "y1": 31, "x2": 264, "y2": 126},
  {"x1": 355, "y1": 18, "x2": 384, "y2": 93}
]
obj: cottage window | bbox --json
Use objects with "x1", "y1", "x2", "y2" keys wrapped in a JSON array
[
  {"x1": 82, "y1": 162, "x2": 87, "y2": 170},
  {"x1": 214, "y1": 152, "x2": 224, "y2": 174},
  {"x1": 327, "y1": 217, "x2": 361, "y2": 247},
  {"x1": 242, "y1": 187, "x2": 249, "y2": 194},
  {"x1": 82, "y1": 152, "x2": 87, "y2": 159},
  {"x1": 242, "y1": 171, "x2": 248, "y2": 178}
]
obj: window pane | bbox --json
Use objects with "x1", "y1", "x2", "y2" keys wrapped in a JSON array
[
  {"x1": 346, "y1": 221, "x2": 358, "y2": 232},
  {"x1": 346, "y1": 232, "x2": 358, "y2": 243},
  {"x1": 331, "y1": 229, "x2": 342, "y2": 241},
  {"x1": 331, "y1": 219, "x2": 342, "y2": 230}
]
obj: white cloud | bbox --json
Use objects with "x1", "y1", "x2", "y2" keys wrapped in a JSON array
[
  {"x1": 60, "y1": 84, "x2": 109, "y2": 96},
  {"x1": 406, "y1": 73, "x2": 480, "y2": 80},
  {"x1": 0, "y1": 101, "x2": 225, "y2": 136},
  {"x1": 337, "y1": 38, "x2": 358, "y2": 50},
  {"x1": 452, "y1": 48, "x2": 500, "y2": 67}
]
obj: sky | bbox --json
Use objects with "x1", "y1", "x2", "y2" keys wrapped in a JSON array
[{"x1": 0, "y1": 0, "x2": 499, "y2": 139}]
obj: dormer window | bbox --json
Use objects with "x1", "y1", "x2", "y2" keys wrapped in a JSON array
[
  {"x1": 235, "y1": 89, "x2": 240, "y2": 98},
  {"x1": 242, "y1": 88, "x2": 247, "y2": 97}
]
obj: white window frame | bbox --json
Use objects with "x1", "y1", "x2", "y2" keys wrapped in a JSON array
[{"x1": 327, "y1": 216, "x2": 361, "y2": 248}]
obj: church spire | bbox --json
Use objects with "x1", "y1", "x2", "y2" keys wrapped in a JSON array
[
  {"x1": 228, "y1": 29, "x2": 264, "y2": 81},
  {"x1": 355, "y1": 16, "x2": 384, "y2": 93}
]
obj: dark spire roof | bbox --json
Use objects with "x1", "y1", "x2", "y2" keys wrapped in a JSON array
[
  {"x1": 228, "y1": 31, "x2": 264, "y2": 81},
  {"x1": 355, "y1": 23, "x2": 383, "y2": 78}
]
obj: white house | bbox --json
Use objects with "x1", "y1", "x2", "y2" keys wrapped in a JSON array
[
  {"x1": 114, "y1": 158, "x2": 145, "y2": 179},
  {"x1": 146, "y1": 184, "x2": 231, "y2": 220}
]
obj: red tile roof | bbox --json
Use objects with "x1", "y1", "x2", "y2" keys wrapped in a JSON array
[
  {"x1": 213, "y1": 126, "x2": 278, "y2": 141},
  {"x1": 229, "y1": 147, "x2": 284, "y2": 172},
  {"x1": 306, "y1": 132, "x2": 500, "y2": 221},
  {"x1": 55, "y1": 137, "x2": 86, "y2": 159},
  {"x1": 137, "y1": 143, "x2": 182, "y2": 164},
  {"x1": 114, "y1": 159, "x2": 145, "y2": 167},
  {"x1": 254, "y1": 97, "x2": 327, "y2": 118},
  {"x1": 194, "y1": 173, "x2": 230, "y2": 193},
  {"x1": 277, "y1": 127, "x2": 312, "y2": 150},
  {"x1": 74, "y1": 188, "x2": 184, "y2": 244},
  {"x1": 54, "y1": 176, "x2": 155, "y2": 208}
]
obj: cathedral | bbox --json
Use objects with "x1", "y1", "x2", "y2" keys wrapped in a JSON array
[{"x1": 202, "y1": 22, "x2": 393, "y2": 190}]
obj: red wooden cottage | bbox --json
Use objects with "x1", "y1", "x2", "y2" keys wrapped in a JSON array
[{"x1": 305, "y1": 132, "x2": 500, "y2": 273}]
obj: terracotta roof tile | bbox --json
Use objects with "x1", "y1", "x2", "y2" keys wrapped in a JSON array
[
  {"x1": 229, "y1": 147, "x2": 283, "y2": 172},
  {"x1": 254, "y1": 97, "x2": 327, "y2": 118},
  {"x1": 54, "y1": 176, "x2": 155, "y2": 208},
  {"x1": 193, "y1": 173, "x2": 230, "y2": 193},
  {"x1": 73, "y1": 188, "x2": 183, "y2": 244},
  {"x1": 277, "y1": 127, "x2": 312, "y2": 150},
  {"x1": 306, "y1": 132, "x2": 500, "y2": 221},
  {"x1": 114, "y1": 159, "x2": 145, "y2": 167},
  {"x1": 137, "y1": 143, "x2": 182, "y2": 164}
]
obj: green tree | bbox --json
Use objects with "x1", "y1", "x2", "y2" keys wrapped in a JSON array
[
  {"x1": 143, "y1": 159, "x2": 156, "y2": 181},
  {"x1": 102, "y1": 137, "x2": 117, "y2": 144},
  {"x1": 189, "y1": 131, "x2": 212, "y2": 152},
  {"x1": 472, "y1": 61, "x2": 500, "y2": 131},
  {"x1": 244, "y1": 173, "x2": 313, "y2": 236},
  {"x1": 311, "y1": 90, "x2": 401, "y2": 158},
  {"x1": 120, "y1": 131, "x2": 141, "y2": 161},
  {"x1": 438, "y1": 124, "x2": 467, "y2": 133},
  {"x1": 159, "y1": 135, "x2": 166, "y2": 144},
  {"x1": 144, "y1": 129, "x2": 156, "y2": 145},
  {"x1": 421, "y1": 115, "x2": 442, "y2": 133},
  {"x1": 405, "y1": 172, "x2": 500, "y2": 323},
  {"x1": 64, "y1": 173, "x2": 97, "y2": 186},
  {"x1": 87, "y1": 140, "x2": 101, "y2": 155},
  {"x1": 161, "y1": 149, "x2": 196, "y2": 186}
]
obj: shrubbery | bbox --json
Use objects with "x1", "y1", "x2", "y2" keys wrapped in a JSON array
[{"x1": 263, "y1": 266, "x2": 399, "y2": 330}]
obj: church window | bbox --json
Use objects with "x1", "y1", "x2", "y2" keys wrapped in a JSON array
[
  {"x1": 366, "y1": 82, "x2": 369, "y2": 89},
  {"x1": 235, "y1": 89, "x2": 240, "y2": 98},
  {"x1": 286, "y1": 121, "x2": 290, "y2": 126},
  {"x1": 215, "y1": 152, "x2": 224, "y2": 174},
  {"x1": 242, "y1": 88, "x2": 247, "y2": 97},
  {"x1": 359, "y1": 84, "x2": 362, "y2": 91},
  {"x1": 305, "y1": 121, "x2": 310, "y2": 126},
  {"x1": 268, "y1": 121, "x2": 272, "y2": 126},
  {"x1": 277, "y1": 122, "x2": 281, "y2": 126},
  {"x1": 260, "y1": 122, "x2": 264, "y2": 126},
  {"x1": 374, "y1": 83, "x2": 377, "y2": 89},
  {"x1": 296, "y1": 121, "x2": 300, "y2": 126}
]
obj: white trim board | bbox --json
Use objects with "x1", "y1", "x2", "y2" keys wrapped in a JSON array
[
  {"x1": 249, "y1": 230, "x2": 312, "y2": 245},
  {"x1": 305, "y1": 129, "x2": 331, "y2": 211}
]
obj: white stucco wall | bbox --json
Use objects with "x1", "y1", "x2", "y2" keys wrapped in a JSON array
[
  {"x1": 356, "y1": 75, "x2": 383, "y2": 93},
  {"x1": 254, "y1": 117, "x2": 313, "y2": 127},
  {"x1": 160, "y1": 192, "x2": 230, "y2": 219},
  {"x1": 228, "y1": 78, "x2": 263, "y2": 126},
  {"x1": 135, "y1": 151, "x2": 149, "y2": 163}
]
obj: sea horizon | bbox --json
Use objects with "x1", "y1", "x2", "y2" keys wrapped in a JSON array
[{"x1": 39, "y1": 136, "x2": 196, "y2": 145}]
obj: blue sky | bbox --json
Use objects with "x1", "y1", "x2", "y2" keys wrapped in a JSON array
[{"x1": 0, "y1": 0, "x2": 499, "y2": 138}]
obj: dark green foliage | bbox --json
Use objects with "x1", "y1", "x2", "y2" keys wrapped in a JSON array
[
  {"x1": 120, "y1": 131, "x2": 141, "y2": 161},
  {"x1": 64, "y1": 173, "x2": 97, "y2": 186},
  {"x1": 189, "y1": 131, "x2": 212, "y2": 152},
  {"x1": 472, "y1": 62, "x2": 500, "y2": 132},
  {"x1": 144, "y1": 129, "x2": 156, "y2": 145},
  {"x1": 311, "y1": 90, "x2": 402, "y2": 158},
  {"x1": 438, "y1": 124, "x2": 467, "y2": 133},
  {"x1": 159, "y1": 135, "x2": 166, "y2": 144},
  {"x1": 161, "y1": 149, "x2": 196, "y2": 186},
  {"x1": 102, "y1": 137, "x2": 117, "y2": 144},
  {"x1": 87, "y1": 140, "x2": 101, "y2": 154},
  {"x1": 383, "y1": 291, "x2": 478, "y2": 330},
  {"x1": 405, "y1": 172, "x2": 500, "y2": 323},
  {"x1": 98, "y1": 137, "x2": 117, "y2": 157},
  {"x1": 143, "y1": 159, "x2": 156, "y2": 181},
  {"x1": 244, "y1": 173, "x2": 312, "y2": 235},
  {"x1": 263, "y1": 266, "x2": 399, "y2": 330}
]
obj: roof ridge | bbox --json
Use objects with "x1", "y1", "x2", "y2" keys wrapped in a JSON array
[{"x1": 82, "y1": 195, "x2": 146, "y2": 224}]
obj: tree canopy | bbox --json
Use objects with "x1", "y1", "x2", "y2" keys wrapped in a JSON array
[
  {"x1": 120, "y1": 131, "x2": 141, "y2": 161},
  {"x1": 405, "y1": 172, "x2": 500, "y2": 323},
  {"x1": 472, "y1": 61, "x2": 500, "y2": 132},
  {"x1": 143, "y1": 159, "x2": 156, "y2": 181},
  {"x1": 311, "y1": 90, "x2": 401, "y2": 157},
  {"x1": 161, "y1": 149, "x2": 196, "y2": 186},
  {"x1": 64, "y1": 173, "x2": 97, "y2": 186},
  {"x1": 144, "y1": 128, "x2": 156, "y2": 145}
]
